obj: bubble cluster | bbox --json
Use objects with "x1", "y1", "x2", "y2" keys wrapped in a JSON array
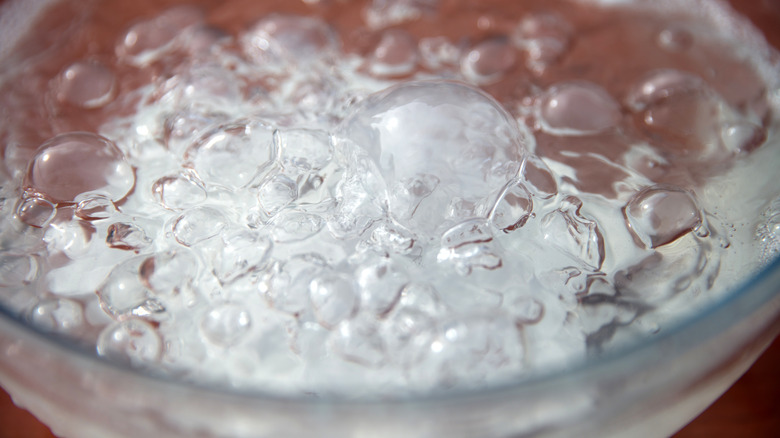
[{"x1": 0, "y1": 0, "x2": 776, "y2": 397}]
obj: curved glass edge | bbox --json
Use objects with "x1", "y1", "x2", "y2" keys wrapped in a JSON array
[{"x1": 1, "y1": 253, "x2": 779, "y2": 406}]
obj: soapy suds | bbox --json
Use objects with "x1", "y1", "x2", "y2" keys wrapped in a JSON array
[{"x1": 0, "y1": 0, "x2": 778, "y2": 396}]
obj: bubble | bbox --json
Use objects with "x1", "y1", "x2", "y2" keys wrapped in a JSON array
[
  {"x1": 29, "y1": 298, "x2": 84, "y2": 334},
  {"x1": 489, "y1": 181, "x2": 532, "y2": 233},
  {"x1": 0, "y1": 253, "x2": 39, "y2": 287},
  {"x1": 309, "y1": 272, "x2": 359, "y2": 329},
  {"x1": 419, "y1": 37, "x2": 461, "y2": 70},
  {"x1": 260, "y1": 253, "x2": 328, "y2": 315},
  {"x1": 75, "y1": 194, "x2": 117, "y2": 221},
  {"x1": 116, "y1": 5, "x2": 204, "y2": 65},
  {"x1": 364, "y1": 0, "x2": 438, "y2": 29},
  {"x1": 333, "y1": 81, "x2": 526, "y2": 237},
  {"x1": 720, "y1": 120, "x2": 767, "y2": 155},
  {"x1": 356, "y1": 258, "x2": 409, "y2": 316},
  {"x1": 625, "y1": 69, "x2": 705, "y2": 112},
  {"x1": 271, "y1": 211, "x2": 325, "y2": 243},
  {"x1": 427, "y1": 313, "x2": 523, "y2": 383},
  {"x1": 361, "y1": 222, "x2": 416, "y2": 256},
  {"x1": 257, "y1": 174, "x2": 298, "y2": 218},
  {"x1": 368, "y1": 29, "x2": 418, "y2": 77},
  {"x1": 508, "y1": 296, "x2": 544, "y2": 325},
  {"x1": 97, "y1": 257, "x2": 162, "y2": 319},
  {"x1": 438, "y1": 219, "x2": 503, "y2": 273},
  {"x1": 169, "y1": 65, "x2": 243, "y2": 110},
  {"x1": 242, "y1": 15, "x2": 339, "y2": 66},
  {"x1": 388, "y1": 173, "x2": 439, "y2": 221},
  {"x1": 330, "y1": 318, "x2": 386, "y2": 367},
  {"x1": 163, "y1": 110, "x2": 226, "y2": 157},
  {"x1": 97, "y1": 318, "x2": 162, "y2": 366},
  {"x1": 211, "y1": 229, "x2": 272, "y2": 284},
  {"x1": 461, "y1": 37, "x2": 517, "y2": 85},
  {"x1": 53, "y1": 61, "x2": 116, "y2": 109},
  {"x1": 184, "y1": 120, "x2": 277, "y2": 190},
  {"x1": 623, "y1": 185, "x2": 702, "y2": 249},
  {"x1": 139, "y1": 249, "x2": 200, "y2": 298},
  {"x1": 382, "y1": 307, "x2": 435, "y2": 366},
  {"x1": 15, "y1": 196, "x2": 56, "y2": 228},
  {"x1": 106, "y1": 222, "x2": 151, "y2": 252},
  {"x1": 657, "y1": 26, "x2": 694, "y2": 52},
  {"x1": 540, "y1": 196, "x2": 605, "y2": 271},
  {"x1": 200, "y1": 303, "x2": 252, "y2": 347},
  {"x1": 521, "y1": 155, "x2": 558, "y2": 199},
  {"x1": 44, "y1": 220, "x2": 93, "y2": 258},
  {"x1": 512, "y1": 12, "x2": 572, "y2": 74},
  {"x1": 538, "y1": 82, "x2": 621, "y2": 135},
  {"x1": 172, "y1": 206, "x2": 229, "y2": 247},
  {"x1": 152, "y1": 171, "x2": 208, "y2": 211},
  {"x1": 275, "y1": 128, "x2": 333, "y2": 175},
  {"x1": 24, "y1": 132, "x2": 135, "y2": 204},
  {"x1": 398, "y1": 282, "x2": 446, "y2": 316}
]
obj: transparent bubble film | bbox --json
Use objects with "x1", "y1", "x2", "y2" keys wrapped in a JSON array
[{"x1": 0, "y1": 0, "x2": 778, "y2": 397}]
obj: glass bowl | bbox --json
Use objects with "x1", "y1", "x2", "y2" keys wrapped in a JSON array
[{"x1": 1, "y1": 1, "x2": 779, "y2": 437}]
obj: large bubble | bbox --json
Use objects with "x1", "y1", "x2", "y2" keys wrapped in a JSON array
[{"x1": 332, "y1": 81, "x2": 528, "y2": 238}]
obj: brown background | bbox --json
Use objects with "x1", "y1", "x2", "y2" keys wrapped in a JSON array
[{"x1": 0, "y1": 0, "x2": 779, "y2": 436}]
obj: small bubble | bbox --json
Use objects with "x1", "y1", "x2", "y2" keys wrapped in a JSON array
[
  {"x1": 140, "y1": 249, "x2": 199, "y2": 299},
  {"x1": 513, "y1": 12, "x2": 572, "y2": 75},
  {"x1": 44, "y1": 220, "x2": 94, "y2": 258},
  {"x1": 720, "y1": 121, "x2": 767, "y2": 155},
  {"x1": 398, "y1": 282, "x2": 446, "y2": 315},
  {"x1": 116, "y1": 6, "x2": 204, "y2": 65},
  {"x1": 97, "y1": 257, "x2": 162, "y2": 319},
  {"x1": 152, "y1": 171, "x2": 208, "y2": 211},
  {"x1": 242, "y1": 15, "x2": 338, "y2": 66},
  {"x1": 521, "y1": 155, "x2": 558, "y2": 199},
  {"x1": 364, "y1": 0, "x2": 438, "y2": 29},
  {"x1": 200, "y1": 302, "x2": 252, "y2": 347},
  {"x1": 357, "y1": 258, "x2": 408, "y2": 316},
  {"x1": 97, "y1": 318, "x2": 162, "y2": 366},
  {"x1": 508, "y1": 296, "x2": 544, "y2": 325},
  {"x1": 419, "y1": 36, "x2": 461, "y2": 70},
  {"x1": 657, "y1": 27, "x2": 694, "y2": 52},
  {"x1": 438, "y1": 219, "x2": 503, "y2": 273},
  {"x1": 54, "y1": 61, "x2": 116, "y2": 109},
  {"x1": 172, "y1": 206, "x2": 229, "y2": 247},
  {"x1": 330, "y1": 318, "x2": 386, "y2": 367},
  {"x1": 271, "y1": 211, "x2": 325, "y2": 243},
  {"x1": 15, "y1": 196, "x2": 56, "y2": 228},
  {"x1": 309, "y1": 272, "x2": 359, "y2": 329},
  {"x1": 538, "y1": 82, "x2": 621, "y2": 135},
  {"x1": 489, "y1": 181, "x2": 532, "y2": 233},
  {"x1": 257, "y1": 174, "x2": 298, "y2": 218},
  {"x1": 461, "y1": 37, "x2": 517, "y2": 85},
  {"x1": 29, "y1": 298, "x2": 84, "y2": 334},
  {"x1": 623, "y1": 185, "x2": 702, "y2": 249},
  {"x1": 540, "y1": 196, "x2": 605, "y2": 271},
  {"x1": 388, "y1": 173, "x2": 439, "y2": 221},
  {"x1": 24, "y1": 132, "x2": 135, "y2": 204},
  {"x1": 0, "y1": 253, "x2": 39, "y2": 287},
  {"x1": 211, "y1": 229, "x2": 272, "y2": 284},
  {"x1": 368, "y1": 29, "x2": 418, "y2": 77},
  {"x1": 163, "y1": 110, "x2": 226, "y2": 157},
  {"x1": 107, "y1": 222, "x2": 151, "y2": 251},
  {"x1": 275, "y1": 128, "x2": 333, "y2": 175},
  {"x1": 75, "y1": 194, "x2": 117, "y2": 221},
  {"x1": 625, "y1": 69, "x2": 704, "y2": 112},
  {"x1": 184, "y1": 120, "x2": 277, "y2": 190},
  {"x1": 259, "y1": 253, "x2": 328, "y2": 315}
]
